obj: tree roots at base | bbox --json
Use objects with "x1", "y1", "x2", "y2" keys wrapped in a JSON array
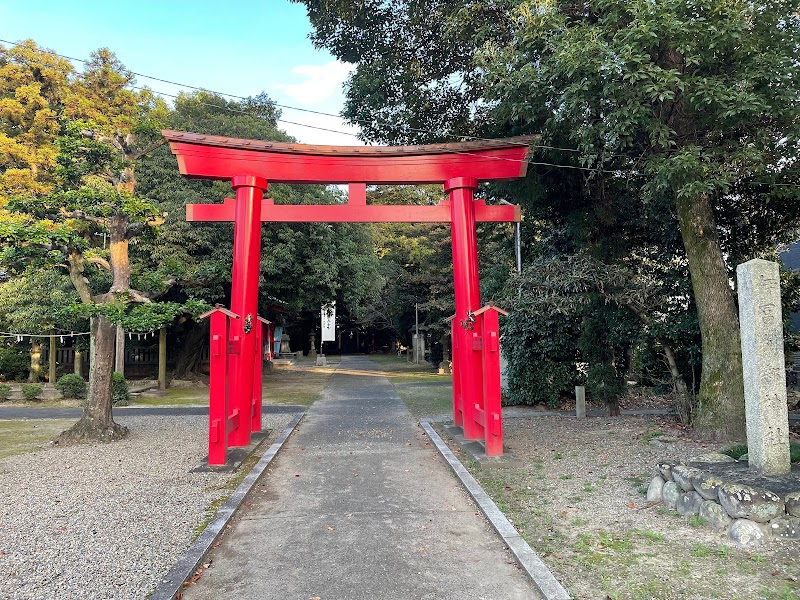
[{"x1": 54, "y1": 416, "x2": 129, "y2": 445}]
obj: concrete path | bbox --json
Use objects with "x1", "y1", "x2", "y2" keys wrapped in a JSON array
[{"x1": 181, "y1": 356, "x2": 539, "y2": 600}]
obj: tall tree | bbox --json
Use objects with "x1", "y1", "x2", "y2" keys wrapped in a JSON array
[
  {"x1": 0, "y1": 40, "x2": 73, "y2": 200},
  {"x1": 297, "y1": 0, "x2": 800, "y2": 439},
  {"x1": 0, "y1": 42, "x2": 190, "y2": 442}
]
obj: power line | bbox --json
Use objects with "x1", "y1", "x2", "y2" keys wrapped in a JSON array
[
  {"x1": 0, "y1": 36, "x2": 589, "y2": 154},
  {"x1": 2, "y1": 37, "x2": 799, "y2": 187}
]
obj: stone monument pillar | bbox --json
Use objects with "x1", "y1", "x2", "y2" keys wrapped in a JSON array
[
  {"x1": 308, "y1": 333, "x2": 317, "y2": 360},
  {"x1": 736, "y1": 259, "x2": 791, "y2": 476},
  {"x1": 575, "y1": 386, "x2": 586, "y2": 419},
  {"x1": 413, "y1": 332, "x2": 425, "y2": 364},
  {"x1": 279, "y1": 332, "x2": 291, "y2": 355}
]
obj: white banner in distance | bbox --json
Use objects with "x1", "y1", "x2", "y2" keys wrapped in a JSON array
[{"x1": 321, "y1": 301, "x2": 336, "y2": 342}]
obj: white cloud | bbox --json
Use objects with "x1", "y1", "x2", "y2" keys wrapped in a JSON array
[
  {"x1": 274, "y1": 61, "x2": 354, "y2": 105},
  {"x1": 279, "y1": 111, "x2": 362, "y2": 146}
]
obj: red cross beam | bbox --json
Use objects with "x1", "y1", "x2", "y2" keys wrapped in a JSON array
[
  {"x1": 186, "y1": 193, "x2": 520, "y2": 223},
  {"x1": 162, "y1": 130, "x2": 530, "y2": 223}
]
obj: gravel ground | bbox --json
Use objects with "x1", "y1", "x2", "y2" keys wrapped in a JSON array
[
  {"x1": 0, "y1": 413, "x2": 293, "y2": 600},
  {"x1": 460, "y1": 415, "x2": 800, "y2": 599}
]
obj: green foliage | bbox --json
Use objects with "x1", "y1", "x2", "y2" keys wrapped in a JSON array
[
  {"x1": 579, "y1": 299, "x2": 629, "y2": 409},
  {"x1": 62, "y1": 297, "x2": 209, "y2": 331},
  {"x1": 501, "y1": 302, "x2": 582, "y2": 406},
  {"x1": 0, "y1": 343, "x2": 29, "y2": 381},
  {"x1": 21, "y1": 383, "x2": 42, "y2": 401},
  {"x1": 0, "y1": 268, "x2": 83, "y2": 332},
  {"x1": 111, "y1": 372, "x2": 128, "y2": 406},
  {"x1": 300, "y1": 0, "x2": 800, "y2": 437},
  {"x1": 0, "y1": 384, "x2": 11, "y2": 402},
  {"x1": 721, "y1": 444, "x2": 749, "y2": 460},
  {"x1": 55, "y1": 373, "x2": 86, "y2": 399}
]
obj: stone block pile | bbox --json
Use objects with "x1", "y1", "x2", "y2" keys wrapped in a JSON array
[{"x1": 648, "y1": 453, "x2": 800, "y2": 548}]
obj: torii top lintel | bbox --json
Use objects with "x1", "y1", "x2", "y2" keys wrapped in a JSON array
[{"x1": 162, "y1": 130, "x2": 533, "y2": 185}]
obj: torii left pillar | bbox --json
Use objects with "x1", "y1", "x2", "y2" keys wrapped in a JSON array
[
  {"x1": 447, "y1": 176, "x2": 485, "y2": 440},
  {"x1": 228, "y1": 175, "x2": 267, "y2": 447}
]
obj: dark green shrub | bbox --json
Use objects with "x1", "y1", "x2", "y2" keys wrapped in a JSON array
[
  {"x1": 724, "y1": 442, "x2": 800, "y2": 463},
  {"x1": 21, "y1": 383, "x2": 43, "y2": 401},
  {"x1": 0, "y1": 343, "x2": 29, "y2": 381},
  {"x1": 721, "y1": 444, "x2": 748, "y2": 460},
  {"x1": 501, "y1": 309, "x2": 583, "y2": 407},
  {"x1": 0, "y1": 384, "x2": 11, "y2": 402},
  {"x1": 112, "y1": 372, "x2": 129, "y2": 406},
  {"x1": 55, "y1": 373, "x2": 87, "y2": 399}
]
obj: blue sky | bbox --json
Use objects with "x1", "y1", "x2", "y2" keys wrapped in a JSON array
[{"x1": 0, "y1": 0, "x2": 360, "y2": 144}]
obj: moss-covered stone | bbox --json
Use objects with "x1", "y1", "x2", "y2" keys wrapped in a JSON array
[
  {"x1": 699, "y1": 500, "x2": 733, "y2": 531},
  {"x1": 672, "y1": 465, "x2": 703, "y2": 492},
  {"x1": 718, "y1": 483, "x2": 784, "y2": 523},
  {"x1": 693, "y1": 475, "x2": 725, "y2": 501},
  {"x1": 785, "y1": 491, "x2": 800, "y2": 517}
]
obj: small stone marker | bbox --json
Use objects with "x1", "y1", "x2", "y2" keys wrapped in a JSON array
[
  {"x1": 736, "y1": 259, "x2": 791, "y2": 476},
  {"x1": 575, "y1": 386, "x2": 586, "y2": 418}
]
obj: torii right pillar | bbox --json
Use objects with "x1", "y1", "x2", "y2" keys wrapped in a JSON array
[{"x1": 447, "y1": 176, "x2": 485, "y2": 440}]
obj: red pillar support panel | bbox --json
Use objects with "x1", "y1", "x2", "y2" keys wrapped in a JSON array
[
  {"x1": 200, "y1": 306, "x2": 240, "y2": 466},
  {"x1": 450, "y1": 318, "x2": 463, "y2": 426},
  {"x1": 447, "y1": 176, "x2": 485, "y2": 440},
  {"x1": 481, "y1": 308, "x2": 503, "y2": 456},
  {"x1": 251, "y1": 316, "x2": 271, "y2": 433},
  {"x1": 228, "y1": 175, "x2": 268, "y2": 447}
]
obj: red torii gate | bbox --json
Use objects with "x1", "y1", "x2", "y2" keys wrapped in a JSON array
[{"x1": 163, "y1": 130, "x2": 531, "y2": 464}]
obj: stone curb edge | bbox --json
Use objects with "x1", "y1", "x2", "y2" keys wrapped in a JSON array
[
  {"x1": 420, "y1": 420, "x2": 572, "y2": 600},
  {"x1": 149, "y1": 411, "x2": 305, "y2": 600}
]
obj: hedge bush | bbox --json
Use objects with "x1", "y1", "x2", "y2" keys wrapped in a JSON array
[
  {"x1": 112, "y1": 372, "x2": 129, "y2": 406},
  {"x1": 21, "y1": 383, "x2": 43, "y2": 401},
  {"x1": 55, "y1": 373, "x2": 87, "y2": 399},
  {"x1": 0, "y1": 384, "x2": 11, "y2": 402}
]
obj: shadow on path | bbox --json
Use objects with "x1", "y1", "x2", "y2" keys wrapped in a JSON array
[{"x1": 179, "y1": 356, "x2": 538, "y2": 600}]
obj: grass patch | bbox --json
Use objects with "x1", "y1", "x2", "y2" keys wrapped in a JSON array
[
  {"x1": 262, "y1": 365, "x2": 333, "y2": 406},
  {"x1": 130, "y1": 363, "x2": 334, "y2": 408},
  {"x1": 633, "y1": 529, "x2": 665, "y2": 543},
  {"x1": 368, "y1": 353, "x2": 452, "y2": 384},
  {"x1": 691, "y1": 542, "x2": 713, "y2": 557},
  {"x1": 624, "y1": 473, "x2": 650, "y2": 495},
  {"x1": 372, "y1": 354, "x2": 453, "y2": 418},
  {"x1": 0, "y1": 419, "x2": 74, "y2": 459},
  {"x1": 640, "y1": 429, "x2": 663, "y2": 443},
  {"x1": 396, "y1": 385, "x2": 452, "y2": 418},
  {"x1": 132, "y1": 388, "x2": 206, "y2": 406},
  {"x1": 689, "y1": 514, "x2": 707, "y2": 528}
]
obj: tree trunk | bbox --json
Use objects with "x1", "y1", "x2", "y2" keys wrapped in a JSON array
[
  {"x1": 675, "y1": 193, "x2": 745, "y2": 440},
  {"x1": 74, "y1": 349, "x2": 83, "y2": 376},
  {"x1": 49, "y1": 332, "x2": 57, "y2": 383},
  {"x1": 158, "y1": 327, "x2": 167, "y2": 390},
  {"x1": 114, "y1": 325, "x2": 125, "y2": 375},
  {"x1": 56, "y1": 316, "x2": 127, "y2": 444},
  {"x1": 607, "y1": 397, "x2": 621, "y2": 416},
  {"x1": 173, "y1": 320, "x2": 209, "y2": 379},
  {"x1": 28, "y1": 341, "x2": 42, "y2": 382},
  {"x1": 659, "y1": 339, "x2": 694, "y2": 425}
]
